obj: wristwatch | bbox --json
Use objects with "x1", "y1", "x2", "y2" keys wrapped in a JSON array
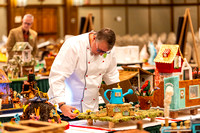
[{"x1": 59, "y1": 102, "x2": 66, "y2": 109}]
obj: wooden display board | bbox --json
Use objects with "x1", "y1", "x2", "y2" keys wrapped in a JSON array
[
  {"x1": 80, "y1": 13, "x2": 94, "y2": 34},
  {"x1": 177, "y1": 8, "x2": 200, "y2": 68}
]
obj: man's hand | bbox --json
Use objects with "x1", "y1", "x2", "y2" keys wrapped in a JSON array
[{"x1": 59, "y1": 104, "x2": 78, "y2": 119}]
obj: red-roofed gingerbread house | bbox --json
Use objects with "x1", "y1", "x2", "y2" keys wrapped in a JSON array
[{"x1": 154, "y1": 44, "x2": 184, "y2": 73}]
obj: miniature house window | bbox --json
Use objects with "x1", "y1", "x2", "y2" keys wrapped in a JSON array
[
  {"x1": 115, "y1": 92, "x2": 121, "y2": 97},
  {"x1": 142, "y1": 78, "x2": 145, "y2": 82},
  {"x1": 22, "y1": 50, "x2": 31, "y2": 62},
  {"x1": 162, "y1": 49, "x2": 171, "y2": 57},
  {"x1": 113, "y1": 107, "x2": 121, "y2": 112},
  {"x1": 174, "y1": 56, "x2": 181, "y2": 69},
  {"x1": 189, "y1": 85, "x2": 200, "y2": 99},
  {"x1": 195, "y1": 126, "x2": 200, "y2": 130},
  {"x1": 123, "y1": 111, "x2": 129, "y2": 116}
]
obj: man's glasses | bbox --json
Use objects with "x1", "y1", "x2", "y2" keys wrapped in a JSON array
[
  {"x1": 97, "y1": 48, "x2": 111, "y2": 54},
  {"x1": 24, "y1": 22, "x2": 32, "y2": 26},
  {"x1": 96, "y1": 41, "x2": 111, "y2": 54}
]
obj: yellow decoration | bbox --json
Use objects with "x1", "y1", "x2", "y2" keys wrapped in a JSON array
[
  {"x1": 117, "y1": 83, "x2": 121, "y2": 89},
  {"x1": 54, "y1": 104, "x2": 57, "y2": 114},
  {"x1": 23, "y1": 104, "x2": 29, "y2": 112},
  {"x1": 49, "y1": 110, "x2": 53, "y2": 118},
  {"x1": 37, "y1": 87, "x2": 40, "y2": 96},
  {"x1": 0, "y1": 52, "x2": 7, "y2": 62},
  {"x1": 34, "y1": 107, "x2": 40, "y2": 117},
  {"x1": 86, "y1": 109, "x2": 91, "y2": 115},
  {"x1": 73, "y1": 109, "x2": 80, "y2": 115}
]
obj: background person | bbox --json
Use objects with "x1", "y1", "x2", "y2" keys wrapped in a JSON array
[{"x1": 6, "y1": 14, "x2": 37, "y2": 60}]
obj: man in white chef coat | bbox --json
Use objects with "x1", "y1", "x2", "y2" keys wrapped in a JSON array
[{"x1": 48, "y1": 28, "x2": 120, "y2": 119}]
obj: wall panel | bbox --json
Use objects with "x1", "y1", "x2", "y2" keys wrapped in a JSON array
[
  {"x1": 27, "y1": 0, "x2": 63, "y2": 5},
  {"x1": 116, "y1": 0, "x2": 125, "y2": 4},
  {"x1": 0, "y1": 7, "x2": 7, "y2": 39},
  {"x1": 103, "y1": 7, "x2": 126, "y2": 36},
  {"x1": 161, "y1": 0, "x2": 170, "y2": 4},
  {"x1": 128, "y1": 7, "x2": 149, "y2": 35},
  {"x1": 173, "y1": 0, "x2": 185, "y2": 4},
  {"x1": 128, "y1": 0, "x2": 137, "y2": 4},
  {"x1": 186, "y1": 0, "x2": 197, "y2": 3},
  {"x1": 0, "y1": 0, "x2": 6, "y2": 4},
  {"x1": 90, "y1": 0, "x2": 101, "y2": 4},
  {"x1": 102, "y1": 0, "x2": 113, "y2": 4},
  {"x1": 139, "y1": 0, "x2": 149, "y2": 4},
  {"x1": 58, "y1": 6, "x2": 64, "y2": 38},
  {"x1": 151, "y1": 7, "x2": 171, "y2": 34},
  {"x1": 150, "y1": 0, "x2": 160, "y2": 4}
]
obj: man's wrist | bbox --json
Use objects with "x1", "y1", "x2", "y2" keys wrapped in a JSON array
[{"x1": 59, "y1": 102, "x2": 66, "y2": 109}]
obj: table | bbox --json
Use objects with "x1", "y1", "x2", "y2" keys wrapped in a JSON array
[
  {"x1": 1, "y1": 109, "x2": 200, "y2": 133},
  {"x1": 66, "y1": 109, "x2": 200, "y2": 133}
]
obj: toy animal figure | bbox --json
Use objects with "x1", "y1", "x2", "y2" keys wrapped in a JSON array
[
  {"x1": 140, "y1": 44, "x2": 149, "y2": 63},
  {"x1": 148, "y1": 42, "x2": 157, "y2": 65}
]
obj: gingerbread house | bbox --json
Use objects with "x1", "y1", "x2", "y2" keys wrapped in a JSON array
[
  {"x1": 12, "y1": 42, "x2": 33, "y2": 62},
  {"x1": 101, "y1": 66, "x2": 154, "y2": 104},
  {"x1": 154, "y1": 44, "x2": 184, "y2": 73}
]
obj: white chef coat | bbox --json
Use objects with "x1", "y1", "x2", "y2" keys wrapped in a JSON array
[{"x1": 47, "y1": 32, "x2": 119, "y2": 112}]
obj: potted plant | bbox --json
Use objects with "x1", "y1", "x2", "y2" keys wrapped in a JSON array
[{"x1": 135, "y1": 80, "x2": 159, "y2": 110}]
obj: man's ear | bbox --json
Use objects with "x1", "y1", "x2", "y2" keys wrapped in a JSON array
[{"x1": 93, "y1": 34, "x2": 96, "y2": 40}]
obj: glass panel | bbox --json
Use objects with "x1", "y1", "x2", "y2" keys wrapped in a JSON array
[
  {"x1": 113, "y1": 107, "x2": 121, "y2": 112},
  {"x1": 189, "y1": 85, "x2": 199, "y2": 99}
]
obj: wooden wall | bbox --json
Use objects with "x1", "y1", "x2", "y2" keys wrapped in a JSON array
[
  {"x1": 2, "y1": 0, "x2": 200, "y2": 41},
  {"x1": 25, "y1": 7, "x2": 58, "y2": 40},
  {"x1": 7, "y1": 0, "x2": 64, "y2": 41}
]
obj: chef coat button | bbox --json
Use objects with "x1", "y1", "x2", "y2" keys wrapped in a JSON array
[
  {"x1": 86, "y1": 75, "x2": 88, "y2": 77},
  {"x1": 85, "y1": 88, "x2": 87, "y2": 90}
]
